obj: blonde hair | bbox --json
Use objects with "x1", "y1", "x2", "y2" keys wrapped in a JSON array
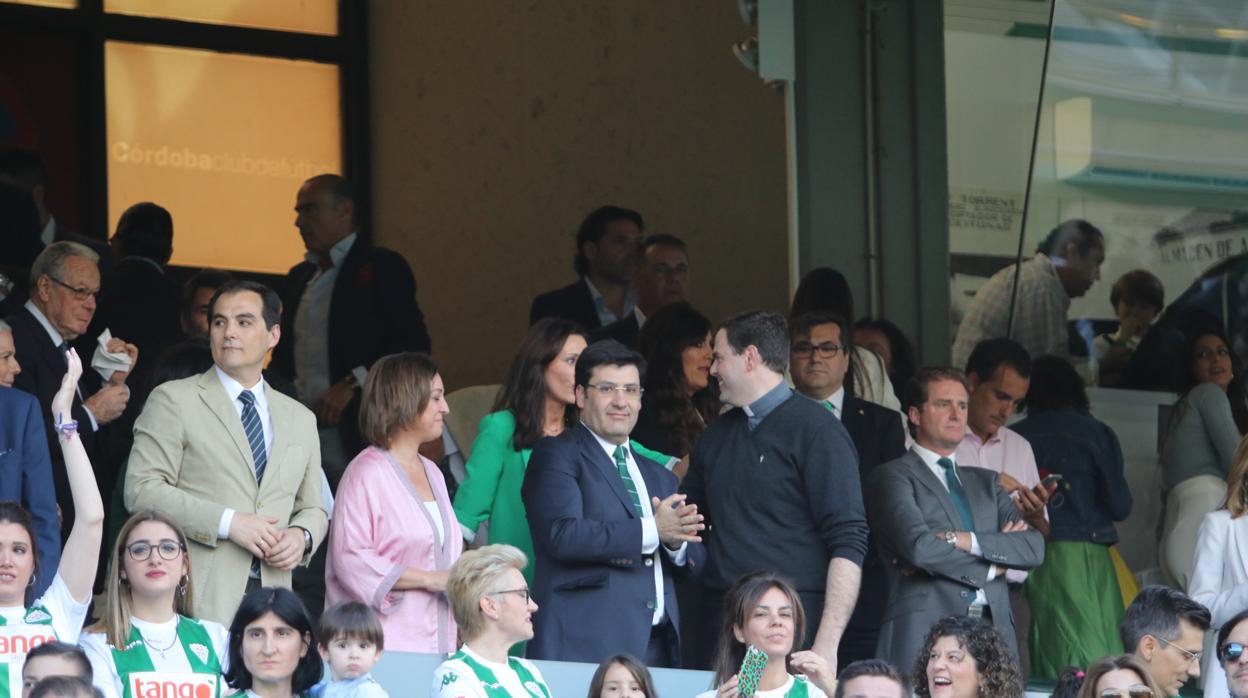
[
  {"x1": 87, "y1": 511, "x2": 194, "y2": 647},
  {"x1": 1227, "y1": 434, "x2": 1248, "y2": 519},
  {"x1": 447, "y1": 544, "x2": 527, "y2": 642},
  {"x1": 358, "y1": 352, "x2": 437, "y2": 447}
]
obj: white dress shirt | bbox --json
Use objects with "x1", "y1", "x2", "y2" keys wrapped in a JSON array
[
  {"x1": 214, "y1": 366, "x2": 274, "y2": 538},
  {"x1": 584, "y1": 424, "x2": 687, "y2": 625}
]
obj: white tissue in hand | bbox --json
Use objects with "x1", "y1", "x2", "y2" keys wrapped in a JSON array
[{"x1": 92, "y1": 328, "x2": 133, "y2": 381}]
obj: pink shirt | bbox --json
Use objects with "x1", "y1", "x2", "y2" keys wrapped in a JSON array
[
  {"x1": 955, "y1": 426, "x2": 1042, "y2": 584},
  {"x1": 325, "y1": 446, "x2": 463, "y2": 653}
]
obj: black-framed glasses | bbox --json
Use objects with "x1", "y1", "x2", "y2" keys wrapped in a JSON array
[
  {"x1": 1099, "y1": 687, "x2": 1154, "y2": 698},
  {"x1": 125, "y1": 539, "x2": 185, "y2": 562},
  {"x1": 1222, "y1": 642, "x2": 1247, "y2": 663},
  {"x1": 585, "y1": 383, "x2": 643, "y2": 399},
  {"x1": 1156, "y1": 635, "x2": 1202, "y2": 665},
  {"x1": 489, "y1": 587, "x2": 531, "y2": 604},
  {"x1": 47, "y1": 276, "x2": 100, "y2": 301},
  {"x1": 791, "y1": 342, "x2": 847, "y2": 359}
]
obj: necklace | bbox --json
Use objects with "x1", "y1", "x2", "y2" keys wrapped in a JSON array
[{"x1": 140, "y1": 618, "x2": 179, "y2": 659}]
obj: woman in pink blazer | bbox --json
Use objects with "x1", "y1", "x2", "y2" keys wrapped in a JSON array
[{"x1": 325, "y1": 353, "x2": 463, "y2": 653}]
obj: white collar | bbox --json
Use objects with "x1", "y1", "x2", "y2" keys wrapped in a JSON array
[
  {"x1": 214, "y1": 365, "x2": 267, "y2": 401},
  {"x1": 23, "y1": 300, "x2": 68, "y2": 346},
  {"x1": 581, "y1": 422, "x2": 630, "y2": 460},
  {"x1": 912, "y1": 442, "x2": 957, "y2": 469},
  {"x1": 40, "y1": 216, "x2": 56, "y2": 246}
]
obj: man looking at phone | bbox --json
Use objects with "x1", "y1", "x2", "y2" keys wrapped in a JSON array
[
  {"x1": 522, "y1": 339, "x2": 706, "y2": 667},
  {"x1": 866, "y1": 366, "x2": 1045, "y2": 672},
  {"x1": 1216, "y1": 609, "x2": 1248, "y2": 698},
  {"x1": 955, "y1": 337, "x2": 1053, "y2": 675}
]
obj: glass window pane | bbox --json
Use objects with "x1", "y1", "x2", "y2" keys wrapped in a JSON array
[
  {"x1": 105, "y1": 41, "x2": 341, "y2": 273},
  {"x1": 0, "y1": 0, "x2": 76, "y2": 8},
  {"x1": 104, "y1": 0, "x2": 336, "y2": 36}
]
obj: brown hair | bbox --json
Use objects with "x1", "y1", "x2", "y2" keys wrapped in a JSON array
[
  {"x1": 711, "y1": 572, "x2": 807, "y2": 688},
  {"x1": 358, "y1": 352, "x2": 438, "y2": 447},
  {"x1": 1075, "y1": 655, "x2": 1161, "y2": 698},
  {"x1": 318, "y1": 601, "x2": 384, "y2": 650},
  {"x1": 87, "y1": 511, "x2": 194, "y2": 648},
  {"x1": 586, "y1": 655, "x2": 659, "y2": 698},
  {"x1": 912, "y1": 616, "x2": 1021, "y2": 698}
]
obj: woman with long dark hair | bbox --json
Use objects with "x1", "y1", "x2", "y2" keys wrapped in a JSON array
[
  {"x1": 700, "y1": 572, "x2": 833, "y2": 698},
  {"x1": 1159, "y1": 327, "x2": 1248, "y2": 588},
  {"x1": 453, "y1": 319, "x2": 669, "y2": 584},
  {"x1": 633, "y1": 302, "x2": 719, "y2": 465}
]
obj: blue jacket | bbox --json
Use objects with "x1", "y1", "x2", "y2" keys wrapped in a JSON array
[
  {"x1": 1012, "y1": 407, "x2": 1132, "y2": 544},
  {"x1": 0, "y1": 387, "x2": 61, "y2": 597},
  {"x1": 521, "y1": 423, "x2": 705, "y2": 664}
]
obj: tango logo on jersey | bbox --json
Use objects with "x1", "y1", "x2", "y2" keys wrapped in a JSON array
[
  {"x1": 129, "y1": 671, "x2": 217, "y2": 698},
  {"x1": 0, "y1": 626, "x2": 56, "y2": 662}
]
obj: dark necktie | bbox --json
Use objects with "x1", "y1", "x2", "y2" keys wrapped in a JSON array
[
  {"x1": 937, "y1": 457, "x2": 975, "y2": 530},
  {"x1": 613, "y1": 445, "x2": 644, "y2": 516},
  {"x1": 237, "y1": 390, "x2": 267, "y2": 482},
  {"x1": 238, "y1": 389, "x2": 267, "y2": 578}
]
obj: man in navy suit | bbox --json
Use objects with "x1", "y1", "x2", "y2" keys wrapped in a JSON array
[
  {"x1": 0, "y1": 320, "x2": 60, "y2": 596},
  {"x1": 521, "y1": 340, "x2": 705, "y2": 667}
]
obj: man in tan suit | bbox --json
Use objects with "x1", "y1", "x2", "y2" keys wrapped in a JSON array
[{"x1": 125, "y1": 280, "x2": 327, "y2": 624}]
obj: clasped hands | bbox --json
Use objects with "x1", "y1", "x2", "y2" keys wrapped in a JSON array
[
  {"x1": 653, "y1": 492, "x2": 704, "y2": 549},
  {"x1": 229, "y1": 512, "x2": 305, "y2": 570}
]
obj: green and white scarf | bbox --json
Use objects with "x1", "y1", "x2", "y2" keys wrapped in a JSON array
[{"x1": 441, "y1": 650, "x2": 550, "y2": 698}]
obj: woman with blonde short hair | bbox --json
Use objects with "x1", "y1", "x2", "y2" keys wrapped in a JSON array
[{"x1": 431, "y1": 545, "x2": 549, "y2": 698}]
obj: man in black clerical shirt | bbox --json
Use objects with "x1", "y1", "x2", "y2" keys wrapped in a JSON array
[{"x1": 680, "y1": 310, "x2": 868, "y2": 672}]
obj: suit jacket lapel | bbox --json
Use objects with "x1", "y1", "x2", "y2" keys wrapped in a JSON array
[
  {"x1": 905, "y1": 451, "x2": 964, "y2": 530},
  {"x1": 576, "y1": 424, "x2": 636, "y2": 517},
  {"x1": 263, "y1": 390, "x2": 289, "y2": 493},
  {"x1": 960, "y1": 468, "x2": 997, "y2": 531},
  {"x1": 197, "y1": 370, "x2": 259, "y2": 479},
  {"x1": 1231, "y1": 517, "x2": 1248, "y2": 581}
]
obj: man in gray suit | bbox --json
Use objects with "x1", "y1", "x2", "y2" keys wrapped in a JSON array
[{"x1": 866, "y1": 366, "x2": 1045, "y2": 672}]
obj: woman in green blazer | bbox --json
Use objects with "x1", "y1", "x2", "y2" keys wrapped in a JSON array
[{"x1": 453, "y1": 319, "x2": 670, "y2": 583}]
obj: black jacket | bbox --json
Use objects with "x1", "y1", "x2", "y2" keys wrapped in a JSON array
[
  {"x1": 269, "y1": 238, "x2": 432, "y2": 453},
  {"x1": 529, "y1": 278, "x2": 600, "y2": 330}
]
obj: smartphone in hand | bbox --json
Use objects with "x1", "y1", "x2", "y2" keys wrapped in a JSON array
[{"x1": 738, "y1": 645, "x2": 768, "y2": 698}]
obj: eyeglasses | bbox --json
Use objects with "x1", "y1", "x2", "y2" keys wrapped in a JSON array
[
  {"x1": 489, "y1": 588, "x2": 530, "y2": 604},
  {"x1": 1156, "y1": 635, "x2": 1202, "y2": 665},
  {"x1": 585, "y1": 383, "x2": 644, "y2": 399},
  {"x1": 1222, "y1": 642, "x2": 1247, "y2": 663},
  {"x1": 791, "y1": 342, "x2": 847, "y2": 359},
  {"x1": 47, "y1": 276, "x2": 100, "y2": 302},
  {"x1": 125, "y1": 539, "x2": 185, "y2": 562},
  {"x1": 1099, "y1": 687, "x2": 1154, "y2": 698}
]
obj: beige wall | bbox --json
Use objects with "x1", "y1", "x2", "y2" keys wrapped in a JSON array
[{"x1": 370, "y1": 2, "x2": 788, "y2": 389}]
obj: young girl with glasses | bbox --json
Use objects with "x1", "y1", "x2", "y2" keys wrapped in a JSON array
[{"x1": 80, "y1": 511, "x2": 229, "y2": 698}]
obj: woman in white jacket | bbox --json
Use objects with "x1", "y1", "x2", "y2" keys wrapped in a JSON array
[{"x1": 1189, "y1": 434, "x2": 1248, "y2": 698}]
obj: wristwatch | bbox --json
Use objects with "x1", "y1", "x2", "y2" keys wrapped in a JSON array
[
  {"x1": 297, "y1": 527, "x2": 313, "y2": 556},
  {"x1": 944, "y1": 531, "x2": 957, "y2": 546}
]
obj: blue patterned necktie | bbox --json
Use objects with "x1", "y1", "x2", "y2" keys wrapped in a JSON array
[
  {"x1": 937, "y1": 457, "x2": 974, "y2": 530},
  {"x1": 238, "y1": 390, "x2": 267, "y2": 482},
  {"x1": 613, "y1": 445, "x2": 644, "y2": 516}
]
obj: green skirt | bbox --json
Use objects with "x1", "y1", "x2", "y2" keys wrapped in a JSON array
[{"x1": 1025, "y1": 541, "x2": 1125, "y2": 679}]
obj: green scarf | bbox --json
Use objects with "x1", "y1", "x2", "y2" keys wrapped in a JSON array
[
  {"x1": 110, "y1": 616, "x2": 221, "y2": 698},
  {"x1": 442, "y1": 650, "x2": 550, "y2": 698}
]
